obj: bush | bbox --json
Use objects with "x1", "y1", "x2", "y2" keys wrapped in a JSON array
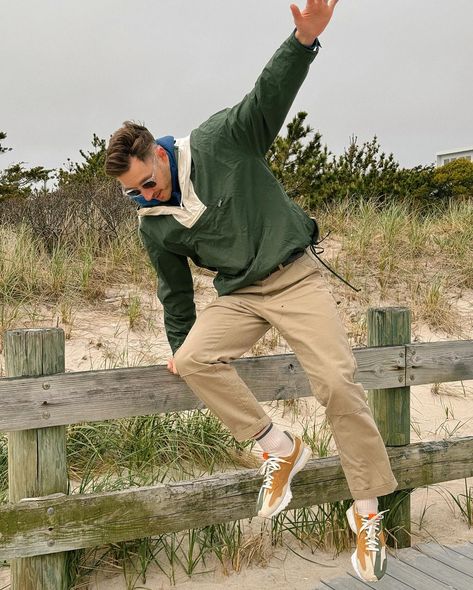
[
  {"x1": 0, "y1": 179, "x2": 134, "y2": 254},
  {"x1": 266, "y1": 114, "x2": 435, "y2": 208},
  {"x1": 431, "y1": 158, "x2": 473, "y2": 199}
]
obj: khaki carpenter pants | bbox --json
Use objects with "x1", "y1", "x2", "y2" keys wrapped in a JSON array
[{"x1": 174, "y1": 251, "x2": 398, "y2": 500}]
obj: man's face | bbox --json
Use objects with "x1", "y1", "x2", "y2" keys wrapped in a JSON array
[{"x1": 118, "y1": 145, "x2": 173, "y2": 203}]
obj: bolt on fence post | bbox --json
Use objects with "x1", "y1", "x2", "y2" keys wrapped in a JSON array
[
  {"x1": 367, "y1": 307, "x2": 411, "y2": 548},
  {"x1": 5, "y1": 328, "x2": 69, "y2": 590}
]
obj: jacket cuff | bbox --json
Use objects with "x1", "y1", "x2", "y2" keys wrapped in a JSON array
[{"x1": 292, "y1": 29, "x2": 322, "y2": 54}]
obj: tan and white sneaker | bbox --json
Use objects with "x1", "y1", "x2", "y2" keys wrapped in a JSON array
[
  {"x1": 346, "y1": 503, "x2": 389, "y2": 582},
  {"x1": 256, "y1": 433, "x2": 311, "y2": 518}
]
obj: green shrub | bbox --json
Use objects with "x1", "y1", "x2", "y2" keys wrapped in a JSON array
[{"x1": 432, "y1": 158, "x2": 473, "y2": 199}]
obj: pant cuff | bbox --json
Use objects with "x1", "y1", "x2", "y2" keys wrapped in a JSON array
[
  {"x1": 351, "y1": 478, "x2": 399, "y2": 501},
  {"x1": 233, "y1": 415, "x2": 272, "y2": 443}
]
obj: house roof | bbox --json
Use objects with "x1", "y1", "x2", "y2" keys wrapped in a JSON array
[{"x1": 436, "y1": 147, "x2": 473, "y2": 156}]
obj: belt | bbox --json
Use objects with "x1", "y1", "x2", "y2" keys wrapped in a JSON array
[{"x1": 266, "y1": 249, "x2": 305, "y2": 277}]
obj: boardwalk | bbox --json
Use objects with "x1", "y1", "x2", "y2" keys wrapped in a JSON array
[{"x1": 316, "y1": 542, "x2": 473, "y2": 589}]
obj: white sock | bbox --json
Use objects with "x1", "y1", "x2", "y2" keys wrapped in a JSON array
[
  {"x1": 355, "y1": 498, "x2": 379, "y2": 516},
  {"x1": 255, "y1": 424, "x2": 294, "y2": 457}
]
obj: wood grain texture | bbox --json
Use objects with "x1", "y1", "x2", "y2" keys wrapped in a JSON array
[
  {"x1": 416, "y1": 542, "x2": 473, "y2": 576},
  {"x1": 367, "y1": 307, "x2": 411, "y2": 549},
  {"x1": 398, "y1": 546, "x2": 473, "y2": 590},
  {"x1": 407, "y1": 341, "x2": 473, "y2": 384},
  {"x1": 5, "y1": 329, "x2": 68, "y2": 590},
  {"x1": 381, "y1": 559, "x2": 451, "y2": 590},
  {"x1": 2, "y1": 339, "x2": 470, "y2": 435},
  {"x1": 315, "y1": 545, "x2": 465, "y2": 590},
  {"x1": 1, "y1": 437, "x2": 472, "y2": 560},
  {"x1": 0, "y1": 343, "x2": 442, "y2": 433},
  {"x1": 367, "y1": 307, "x2": 411, "y2": 447}
]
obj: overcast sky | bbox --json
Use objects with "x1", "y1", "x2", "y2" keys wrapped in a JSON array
[{"x1": 1, "y1": 0, "x2": 472, "y2": 172}]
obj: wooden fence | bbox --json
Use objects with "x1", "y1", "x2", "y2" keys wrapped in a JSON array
[{"x1": 0, "y1": 307, "x2": 472, "y2": 589}]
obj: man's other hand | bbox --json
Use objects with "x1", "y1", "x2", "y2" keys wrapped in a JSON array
[
  {"x1": 290, "y1": 0, "x2": 338, "y2": 47},
  {"x1": 167, "y1": 357, "x2": 179, "y2": 375}
]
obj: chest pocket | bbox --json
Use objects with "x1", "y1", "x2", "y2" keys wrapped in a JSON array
[{"x1": 189, "y1": 195, "x2": 248, "y2": 274}]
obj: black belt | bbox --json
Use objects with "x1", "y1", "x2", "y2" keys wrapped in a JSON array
[{"x1": 266, "y1": 249, "x2": 305, "y2": 277}]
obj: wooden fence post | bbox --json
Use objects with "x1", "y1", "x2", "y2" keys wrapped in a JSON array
[
  {"x1": 367, "y1": 307, "x2": 411, "y2": 548},
  {"x1": 5, "y1": 328, "x2": 69, "y2": 590}
]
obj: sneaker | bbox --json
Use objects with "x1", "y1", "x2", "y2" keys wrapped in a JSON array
[
  {"x1": 256, "y1": 433, "x2": 311, "y2": 518},
  {"x1": 346, "y1": 504, "x2": 388, "y2": 582}
]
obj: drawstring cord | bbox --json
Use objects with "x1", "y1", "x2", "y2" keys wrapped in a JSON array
[{"x1": 310, "y1": 228, "x2": 361, "y2": 293}]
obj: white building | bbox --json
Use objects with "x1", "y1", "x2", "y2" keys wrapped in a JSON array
[{"x1": 436, "y1": 147, "x2": 473, "y2": 167}]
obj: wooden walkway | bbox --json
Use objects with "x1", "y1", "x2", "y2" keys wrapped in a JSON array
[{"x1": 316, "y1": 542, "x2": 473, "y2": 589}]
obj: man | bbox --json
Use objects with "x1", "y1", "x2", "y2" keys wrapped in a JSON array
[{"x1": 105, "y1": 0, "x2": 397, "y2": 582}]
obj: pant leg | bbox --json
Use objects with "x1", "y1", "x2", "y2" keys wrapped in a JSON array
[
  {"x1": 174, "y1": 295, "x2": 272, "y2": 441},
  {"x1": 261, "y1": 253, "x2": 398, "y2": 499}
]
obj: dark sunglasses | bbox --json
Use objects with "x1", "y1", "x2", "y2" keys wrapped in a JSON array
[{"x1": 122, "y1": 155, "x2": 157, "y2": 198}]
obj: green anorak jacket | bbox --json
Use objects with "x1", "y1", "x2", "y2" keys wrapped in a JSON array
[{"x1": 139, "y1": 33, "x2": 320, "y2": 354}]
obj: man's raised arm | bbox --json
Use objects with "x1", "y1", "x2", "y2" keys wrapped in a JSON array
[{"x1": 217, "y1": 0, "x2": 339, "y2": 157}]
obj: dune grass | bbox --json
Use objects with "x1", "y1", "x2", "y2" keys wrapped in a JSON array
[
  {"x1": 2, "y1": 197, "x2": 473, "y2": 347},
  {"x1": 316, "y1": 198, "x2": 472, "y2": 337}
]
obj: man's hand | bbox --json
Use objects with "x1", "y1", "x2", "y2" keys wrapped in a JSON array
[
  {"x1": 167, "y1": 357, "x2": 179, "y2": 375},
  {"x1": 290, "y1": 0, "x2": 338, "y2": 47}
]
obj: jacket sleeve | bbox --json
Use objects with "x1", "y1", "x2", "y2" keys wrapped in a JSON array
[
  {"x1": 222, "y1": 32, "x2": 319, "y2": 156},
  {"x1": 140, "y1": 230, "x2": 196, "y2": 355}
]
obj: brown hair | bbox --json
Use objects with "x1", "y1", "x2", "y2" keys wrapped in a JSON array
[{"x1": 105, "y1": 121, "x2": 155, "y2": 177}]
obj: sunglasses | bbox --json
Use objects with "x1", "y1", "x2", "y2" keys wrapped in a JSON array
[{"x1": 122, "y1": 155, "x2": 157, "y2": 198}]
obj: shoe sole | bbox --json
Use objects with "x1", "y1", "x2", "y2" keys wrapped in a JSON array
[
  {"x1": 346, "y1": 505, "x2": 383, "y2": 583},
  {"x1": 258, "y1": 445, "x2": 311, "y2": 518}
]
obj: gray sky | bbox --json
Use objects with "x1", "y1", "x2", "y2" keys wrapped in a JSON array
[{"x1": 1, "y1": 0, "x2": 472, "y2": 172}]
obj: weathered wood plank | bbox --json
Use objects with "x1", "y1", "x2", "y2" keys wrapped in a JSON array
[
  {"x1": 446, "y1": 544, "x2": 473, "y2": 560},
  {"x1": 407, "y1": 341, "x2": 473, "y2": 386},
  {"x1": 398, "y1": 547, "x2": 473, "y2": 590},
  {"x1": 1, "y1": 437, "x2": 472, "y2": 559},
  {"x1": 319, "y1": 574, "x2": 373, "y2": 589},
  {"x1": 416, "y1": 543, "x2": 473, "y2": 576},
  {"x1": 367, "y1": 307, "x2": 411, "y2": 549},
  {"x1": 383, "y1": 557, "x2": 452, "y2": 590},
  {"x1": 346, "y1": 571, "x2": 413, "y2": 589},
  {"x1": 367, "y1": 308, "x2": 411, "y2": 447},
  {"x1": 315, "y1": 551, "x2": 455, "y2": 590},
  {"x1": 0, "y1": 346, "x2": 406, "y2": 433},
  {"x1": 5, "y1": 329, "x2": 68, "y2": 590},
  {"x1": 1, "y1": 340, "x2": 471, "y2": 435}
]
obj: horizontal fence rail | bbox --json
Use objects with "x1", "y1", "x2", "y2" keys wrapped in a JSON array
[
  {"x1": 0, "y1": 340, "x2": 472, "y2": 433},
  {"x1": 406, "y1": 341, "x2": 473, "y2": 384},
  {"x1": 0, "y1": 436, "x2": 472, "y2": 559}
]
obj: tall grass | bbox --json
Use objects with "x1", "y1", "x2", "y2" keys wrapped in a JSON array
[
  {"x1": 318, "y1": 197, "x2": 472, "y2": 334},
  {"x1": 0, "y1": 220, "x2": 155, "y2": 353},
  {"x1": 67, "y1": 411, "x2": 258, "y2": 490},
  {"x1": 447, "y1": 479, "x2": 473, "y2": 528},
  {"x1": 1, "y1": 223, "x2": 152, "y2": 298},
  {"x1": 2, "y1": 196, "x2": 472, "y2": 340}
]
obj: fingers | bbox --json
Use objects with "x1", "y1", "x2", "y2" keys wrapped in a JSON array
[
  {"x1": 290, "y1": 4, "x2": 302, "y2": 21},
  {"x1": 314, "y1": 0, "x2": 338, "y2": 9},
  {"x1": 291, "y1": 0, "x2": 338, "y2": 17},
  {"x1": 167, "y1": 358, "x2": 178, "y2": 375}
]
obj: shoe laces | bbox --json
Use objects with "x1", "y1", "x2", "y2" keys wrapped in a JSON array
[
  {"x1": 359, "y1": 510, "x2": 388, "y2": 552},
  {"x1": 258, "y1": 452, "x2": 289, "y2": 490}
]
